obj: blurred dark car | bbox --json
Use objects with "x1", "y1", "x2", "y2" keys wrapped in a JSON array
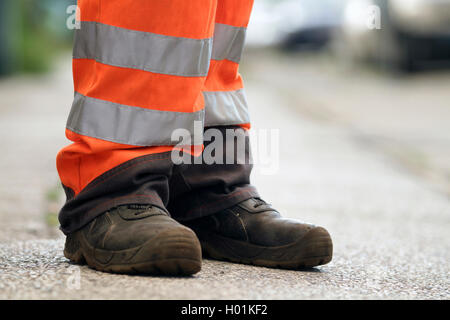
[
  {"x1": 246, "y1": 0, "x2": 344, "y2": 50},
  {"x1": 338, "y1": 0, "x2": 450, "y2": 71},
  {"x1": 278, "y1": 0, "x2": 344, "y2": 51}
]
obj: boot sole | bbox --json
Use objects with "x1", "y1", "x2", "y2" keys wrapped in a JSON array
[
  {"x1": 200, "y1": 226, "x2": 333, "y2": 269},
  {"x1": 64, "y1": 228, "x2": 202, "y2": 276}
]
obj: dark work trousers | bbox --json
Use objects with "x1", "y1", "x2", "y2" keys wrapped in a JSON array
[{"x1": 59, "y1": 126, "x2": 259, "y2": 234}]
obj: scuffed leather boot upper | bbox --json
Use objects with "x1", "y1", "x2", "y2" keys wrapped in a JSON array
[
  {"x1": 186, "y1": 198, "x2": 315, "y2": 247},
  {"x1": 82, "y1": 204, "x2": 189, "y2": 251},
  {"x1": 64, "y1": 204, "x2": 203, "y2": 275}
]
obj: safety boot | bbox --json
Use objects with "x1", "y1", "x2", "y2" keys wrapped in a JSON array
[
  {"x1": 64, "y1": 204, "x2": 202, "y2": 275},
  {"x1": 183, "y1": 198, "x2": 332, "y2": 269}
]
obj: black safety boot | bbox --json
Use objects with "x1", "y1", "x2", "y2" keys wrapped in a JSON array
[
  {"x1": 64, "y1": 204, "x2": 202, "y2": 275},
  {"x1": 183, "y1": 198, "x2": 332, "y2": 269}
]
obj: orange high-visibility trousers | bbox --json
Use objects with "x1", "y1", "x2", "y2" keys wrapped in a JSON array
[{"x1": 57, "y1": 0, "x2": 257, "y2": 234}]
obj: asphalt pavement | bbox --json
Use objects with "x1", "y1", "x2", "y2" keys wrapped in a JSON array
[{"x1": 0, "y1": 52, "x2": 449, "y2": 299}]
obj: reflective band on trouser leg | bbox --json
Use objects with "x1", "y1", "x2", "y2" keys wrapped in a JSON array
[
  {"x1": 67, "y1": 93, "x2": 205, "y2": 147},
  {"x1": 73, "y1": 21, "x2": 212, "y2": 77},
  {"x1": 57, "y1": 0, "x2": 218, "y2": 202},
  {"x1": 203, "y1": 0, "x2": 254, "y2": 128},
  {"x1": 211, "y1": 23, "x2": 247, "y2": 63},
  {"x1": 203, "y1": 89, "x2": 249, "y2": 127},
  {"x1": 165, "y1": 0, "x2": 257, "y2": 223}
]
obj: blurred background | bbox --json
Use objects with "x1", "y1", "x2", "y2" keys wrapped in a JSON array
[
  {"x1": 0, "y1": 0, "x2": 74, "y2": 75},
  {"x1": 243, "y1": 0, "x2": 450, "y2": 196},
  {"x1": 0, "y1": 0, "x2": 449, "y2": 299}
]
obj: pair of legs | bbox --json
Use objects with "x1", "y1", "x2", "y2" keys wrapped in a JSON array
[
  {"x1": 58, "y1": 0, "x2": 255, "y2": 233},
  {"x1": 58, "y1": 0, "x2": 332, "y2": 275}
]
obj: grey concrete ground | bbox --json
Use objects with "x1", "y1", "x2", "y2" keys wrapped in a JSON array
[{"x1": 0, "y1": 52, "x2": 449, "y2": 299}]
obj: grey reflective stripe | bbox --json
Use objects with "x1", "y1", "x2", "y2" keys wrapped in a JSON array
[
  {"x1": 211, "y1": 23, "x2": 247, "y2": 63},
  {"x1": 73, "y1": 21, "x2": 212, "y2": 77},
  {"x1": 67, "y1": 93, "x2": 204, "y2": 146},
  {"x1": 203, "y1": 89, "x2": 250, "y2": 126}
]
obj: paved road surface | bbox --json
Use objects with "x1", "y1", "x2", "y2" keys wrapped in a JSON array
[{"x1": 0, "y1": 53, "x2": 449, "y2": 299}]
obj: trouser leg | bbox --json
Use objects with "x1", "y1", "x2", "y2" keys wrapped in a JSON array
[
  {"x1": 168, "y1": 126, "x2": 258, "y2": 221},
  {"x1": 169, "y1": 0, "x2": 257, "y2": 221},
  {"x1": 57, "y1": 0, "x2": 217, "y2": 234}
]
